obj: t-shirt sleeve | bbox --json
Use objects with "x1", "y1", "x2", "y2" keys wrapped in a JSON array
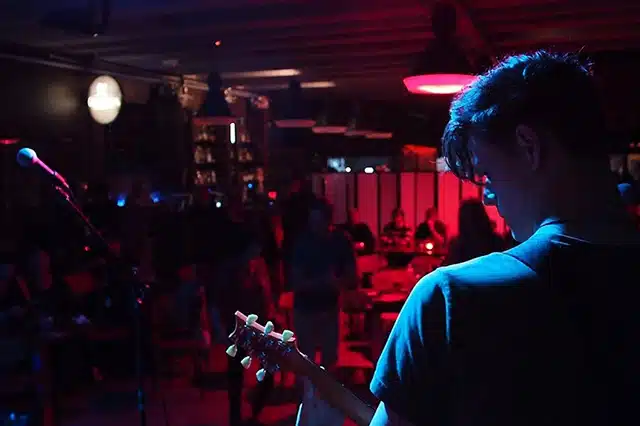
[{"x1": 370, "y1": 270, "x2": 451, "y2": 424}]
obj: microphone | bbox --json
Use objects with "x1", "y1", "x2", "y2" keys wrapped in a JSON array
[{"x1": 16, "y1": 148, "x2": 71, "y2": 190}]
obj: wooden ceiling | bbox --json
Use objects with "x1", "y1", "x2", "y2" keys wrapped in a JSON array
[{"x1": 2, "y1": 0, "x2": 640, "y2": 102}]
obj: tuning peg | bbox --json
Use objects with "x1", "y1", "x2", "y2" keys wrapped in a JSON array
[
  {"x1": 256, "y1": 368, "x2": 267, "y2": 382},
  {"x1": 246, "y1": 314, "x2": 258, "y2": 325},
  {"x1": 281, "y1": 329, "x2": 294, "y2": 342},
  {"x1": 226, "y1": 344, "x2": 238, "y2": 358},
  {"x1": 264, "y1": 321, "x2": 274, "y2": 334},
  {"x1": 241, "y1": 356, "x2": 252, "y2": 369}
]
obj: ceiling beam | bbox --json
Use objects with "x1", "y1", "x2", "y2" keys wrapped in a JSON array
[
  {"x1": 100, "y1": 42, "x2": 428, "y2": 65},
  {"x1": 32, "y1": 5, "x2": 428, "y2": 48},
  {"x1": 75, "y1": 30, "x2": 433, "y2": 57},
  {"x1": 472, "y1": 2, "x2": 640, "y2": 22}
]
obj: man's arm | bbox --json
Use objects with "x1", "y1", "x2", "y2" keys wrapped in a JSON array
[{"x1": 369, "y1": 270, "x2": 451, "y2": 425}]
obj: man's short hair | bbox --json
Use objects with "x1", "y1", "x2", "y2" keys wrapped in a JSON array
[
  {"x1": 310, "y1": 198, "x2": 333, "y2": 223},
  {"x1": 442, "y1": 50, "x2": 608, "y2": 183}
]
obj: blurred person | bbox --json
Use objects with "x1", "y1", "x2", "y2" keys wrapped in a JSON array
[
  {"x1": 367, "y1": 51, "x2": 640, "y2": 426},
  {"x1": 290, "y1": 199, "x2": 356, "y2": 365},
  {"x1": 281, "y1": 177, "x2": 318, "y2": 291},
  {"x1": 442, "y1": 199, "x2": 505, "y2": 265},
  {"x1": 290, "y1": 198, "x2": 356, "y2": 424},
  {"x1": 83, "y1": 182, "x2": 119, "y2": 239},
  {"x1": 414, "y1": 207, "x2": 447, "y2": 249},
  {"x1": 0, "y1": 262, "x2": 30, "y2": 375},
  {"x1": 342, "y1": 208, "x2": 375, "y2": 254},
  {"x1": 381, "y1": 208, "x2": 412, "y2": 248},
  {"x1": 207, "y1": 218, "x2": 277, "y2": 426},
  {"x1": 254, "y1": 211, "x2": 284, "y2": 303}
]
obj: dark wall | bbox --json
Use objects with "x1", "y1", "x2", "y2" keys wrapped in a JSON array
[
  {"x1": 0, "y1": 57, "x2": 195, "y2": 198},
  {"x1": 0, "y1": 57, "x2": 106, "y2": 181}
]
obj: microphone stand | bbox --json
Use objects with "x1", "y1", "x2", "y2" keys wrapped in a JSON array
[{"x1": 52, "y1": 186, "x2": 149, "y2": 426}]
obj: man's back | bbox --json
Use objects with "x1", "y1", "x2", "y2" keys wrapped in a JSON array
[{"x1": 371, "y1": 226, "x2": 640, "y2": 425}]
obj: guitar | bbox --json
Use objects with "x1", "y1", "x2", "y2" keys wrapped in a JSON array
[{"x1": 227, "y1": 311, "x2": 376, "y2": 426}]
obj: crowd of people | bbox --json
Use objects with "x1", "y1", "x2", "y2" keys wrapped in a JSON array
[{"x1": 2, "y1": 143, "x2": 640, "y2": 425}]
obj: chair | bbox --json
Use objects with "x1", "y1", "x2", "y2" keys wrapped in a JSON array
[{"x1": 356, "y1": 254, "x2": 386, "y2": 278}]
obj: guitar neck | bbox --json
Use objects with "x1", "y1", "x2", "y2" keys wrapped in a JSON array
[{"x1": 290, "y1": 352, "x2": 376, "y2": 426}]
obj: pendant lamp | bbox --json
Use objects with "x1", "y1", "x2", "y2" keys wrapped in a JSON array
[
  {"x1": 273, "y1": 80, "x2": 316, "y2": 128},
  {"x1": 344, "y1": 104, "x2": 372, "y2": 137},
  {"x1": 196, "y1": 72, "x2": 235, "y2": 125},
  {"x1": 364, "y1": 105, "x2": 394, "y2": 140},
  {"x1": 312, "y1": 101, "x2": 349, "y2": 134},
  {"x1": 403, "y1": 2, "x2": 476, "y2": 95}
]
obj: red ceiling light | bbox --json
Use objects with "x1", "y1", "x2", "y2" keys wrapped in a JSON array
[
  {"x1": 403, "y1": 2, "x2": 476, "y2": 96},
  {"x1": 403, "y1": 73, "x2": 476, "y2": 95}
]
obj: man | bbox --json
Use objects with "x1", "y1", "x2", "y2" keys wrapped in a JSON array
[
  {"x1": 290, "y1": 198, "x2": 357, "y2": 425},
  {"x1": 380, "y1": 208, "x2": 412, "y2": 248},
  {"x1": 370, "y1": 51, "x2": 640, "y2": 425},
  {"x1": 414, "y1": 207, "x2": 447, "y2": 248},
  {"x1": 291, "y1": 198, "x2": 357, "y2": 368},
  {"x1": 342, "y1": 209, "x2": 375, "y2": 254},
  {"x1": 280, "y1": 177, "x2": 318, "y2": 293}
]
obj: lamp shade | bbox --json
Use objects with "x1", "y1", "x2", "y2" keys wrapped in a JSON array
[
  {"x1": 197, "y1": 72, "x2": 235, "y2": 125},
  {"x1": 88, "y1": 75, "x2": 122, "y2": 124},
  {"x1": 273, "y1": 80, "x2": 316, "y2": 128},
  {"x1": 403, "y1": 2, "x2": 476, "y2": 95},
  {"x1": 364, "y1": 105, "x2": 394, "y2": 140}
]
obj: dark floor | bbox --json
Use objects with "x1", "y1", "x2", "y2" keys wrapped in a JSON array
[{"x1": 57, "y1": 343, "x2": 370, "y2": 426}]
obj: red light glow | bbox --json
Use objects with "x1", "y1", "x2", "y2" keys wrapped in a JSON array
[
  {"x1": 268, "y1": 191, "x2": 277, "y2": 200},
  {"x1": 0, "y1": 138, "x2": 19, "y2": 146},
  {"x1": 403, "y1": 74, "x2": 476, "y2": 95}
]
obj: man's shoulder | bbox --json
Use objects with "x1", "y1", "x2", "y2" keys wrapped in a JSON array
[{"x1": 420, "y1": 251, "x2": 537, "y2": 295}]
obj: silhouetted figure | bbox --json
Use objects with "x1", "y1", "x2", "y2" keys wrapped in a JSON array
[
  {"x1": 443, "y1": 199, "x2": 505, "y2": 265},
  {"x1": 342, "y1": 208, "x2": 375, "y2": 254},
  {"x1": 415, "y1": 207, "x2": 448, "y2": 249}
]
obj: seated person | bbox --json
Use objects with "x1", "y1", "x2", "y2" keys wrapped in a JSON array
[
  {"x1": 443, "y1": 199, "x2": 506, "y2": 266},
  {"x1": 381, "y1": 208, "x2": 412, "y2": 249},
  {"x1": 341, "y1": 209, "x2": 375, "y2": 254},
  {"x1": 415, "y1": 207, "x2": 447, "y2": 249}
]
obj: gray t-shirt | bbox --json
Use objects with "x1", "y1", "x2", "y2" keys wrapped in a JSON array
[
  {"x1": 371, "y1": 225, "x2": 640, "y2": 425},
  {"x1": 290, "y1": 229, "x2": 355, "y2": 311}
]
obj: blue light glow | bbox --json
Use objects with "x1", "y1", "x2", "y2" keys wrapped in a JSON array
[{"x1": 116, "y1": 195, "x2": 127, "y2": 207}]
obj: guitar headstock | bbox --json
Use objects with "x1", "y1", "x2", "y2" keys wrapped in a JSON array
[{"x1": 227, "y1": 311, "x2": 297, "y2": 381}]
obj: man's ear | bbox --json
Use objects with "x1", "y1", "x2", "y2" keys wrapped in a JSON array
[{"x1": 515, "y1": 124, "x2": 541, "y2": 171}]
